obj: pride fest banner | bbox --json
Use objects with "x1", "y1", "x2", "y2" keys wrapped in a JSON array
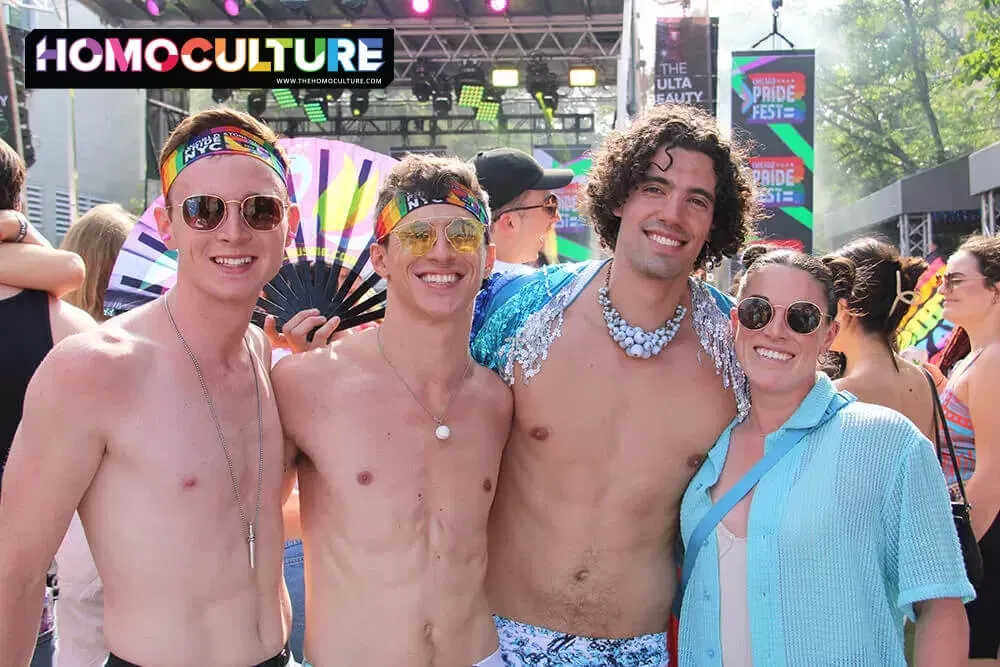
[
  {"x1": 897, "y1": 258, "x2": 957, "y2": 364},
  {"x1": 731, "y1": 50, "x2": 815, "y2": 252},
  {"x1": 533, "y1": 145, "x2": 596, "y2": 263}
]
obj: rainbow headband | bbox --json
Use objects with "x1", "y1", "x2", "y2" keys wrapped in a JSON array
[
  {"x1": 375, "y1": 181, "x2": 490, "y2": 240},
  {"x1": 160, "y1": 126, "x2": 289, "y2": 196}
]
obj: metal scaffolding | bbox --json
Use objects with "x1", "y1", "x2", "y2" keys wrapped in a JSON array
[
  {"x1": 389, "y1": 15, "x2": 622, "y2": 85},
  {"x1": 259, "y1": 112, "x2": 595, "y2": 140},
  {"x1": 898, "y1": 213, "x2": 931, "y2": 258}
]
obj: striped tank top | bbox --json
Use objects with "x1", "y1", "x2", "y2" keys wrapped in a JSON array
[{"x1": 938, "y1": 351, "x2": 983, "y2": 486}]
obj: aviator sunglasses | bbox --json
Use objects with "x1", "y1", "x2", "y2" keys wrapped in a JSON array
[
  {"x1": 170, "y1": 194, "x2": 286, "y2": 232},
  {"x1": 736, "y1": 296, "x2": 829, "y2": 335},
  {"x1": 503, "y1": 193, "x2": 560, "y2": 216},
  {"x1": 390, "y1": 217, "x2": 487, "y2": 256}
]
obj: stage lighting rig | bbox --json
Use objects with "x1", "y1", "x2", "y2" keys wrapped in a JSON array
[
  {"x1": 475, "y1": 88, "x2": 502, "y2": 121},
  {"x1": 432, "y1": 78, "x2": 452, "y2": 116},
  {"x1": 212, "y1": 89, "x2": 234, "y2": 104},
  {"x1": 350, "y1": 90, "x2": 370, "y2": 117},
  {"x1": 411, "y1": 0, "x2": 430, "y2": 14},
  {"x1": 272, "y1": 89, "x2": 300, "y2": 109},
  {"x1": 487, "y1": 0, "x2": 507, "y2": 12},
  {"x1": 145, "y1": 0, "x2": 165, "y2": 16},
  {"x1": 247, "y1": 91, "x2": 267, "y2": 117},
  {"x1": 454, "y1": 61, "x2": 487, "y2": 108},
  {"x1": 526, "y1": 57, "x2": 559, "y2": 112},
  {"x1": 411, "y1": 59, "x2": 434, "y2": 103}
]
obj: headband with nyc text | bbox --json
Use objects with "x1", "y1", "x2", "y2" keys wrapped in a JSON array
[
  {"x1": 375, "y1": 181, "x2": 491, "y2": 241},
  {"x1": 160, "y1": 126, "x2": 289, "y2": 196}
]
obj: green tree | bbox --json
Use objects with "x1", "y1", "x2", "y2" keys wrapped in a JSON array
[
  {"x1": 960, "y1": 0, "x2": 1000, "y2": 92},
  {"x1": 817, "y1": 0, "x2": 1000, "y2": 208}
]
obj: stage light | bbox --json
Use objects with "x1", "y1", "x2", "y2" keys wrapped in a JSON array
[
  {"x1": 223, "y1": 0, "x2": 241, "y2": 16},
  {"x1": 247, "y1": 91, "x2": 267, "y2": 117},
  {"x1": 432, "y1": 80, "x2": 452, "y2": 116},
  {"x1": 487, "y1": 0, "x2": 507, "y2": 12},
  {"x1": 271, "y1": 88, "x2": 300, "y2": 109},
  {"x1": 411, "y1": 0, "x2": 430, "y2": 14},
  {"x1": 569, "y1": 66, "x2": 597, "y2": 87},
  {"x1": 302, "y1": 93, "x2": 329, "y2": 123},
  {"x1": 475, "y1": 89, "x2": 501, "y2": 121},
  {"x1": 212, "y1": 88, "x2": 234, "y2": 104},
  {"x1": 145, "y1": 0, "x2": 164, "y2": 16},
  {"x1": 454, "y1": 61, "x2": 486, "y2": 108},
  {"x1": 526, "y1": 57, "x2": 559, "y2": 112},
  {"x1": 350, "y1": 90, "x2": 370, "y2": 117},
  {"x1": 491, "y1": 68, "x2": 519, "y2": 88},
  {"x1": 411, "y1": 59, "x2": 434, "y2": 103}
]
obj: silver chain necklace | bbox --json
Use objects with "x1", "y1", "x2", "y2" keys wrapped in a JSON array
[
  {"x1": 376, "y1": 327, "x2": 472, "y2": 441},
  {"x1": 598, "y1": 262, "x2": 687, "y2": 359},
  {"x1": 164, "y1": 297, "x2": 264, "y2": 569}
]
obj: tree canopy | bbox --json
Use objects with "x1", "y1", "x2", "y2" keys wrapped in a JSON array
[{"x1": 817, "y1": 0, "x2": 1000, "y2": 209}]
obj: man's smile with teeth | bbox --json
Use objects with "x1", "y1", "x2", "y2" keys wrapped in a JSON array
[
  {"x1": 419, "y1": 273, "x2": 461, "y2": 284},
  {"x1": 755, "y1": 346, "x2": 793, "y2": 361},
  {"x1": 646, "y1": 232, "x2": 683, "y2": 247},
  {"x1": 213, "y1": 256, "x2": 254, "y2": 266}
]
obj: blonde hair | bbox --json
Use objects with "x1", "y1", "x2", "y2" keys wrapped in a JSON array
[{"x1": 59, "y1": 203, "x2": 136, "y2": 320}]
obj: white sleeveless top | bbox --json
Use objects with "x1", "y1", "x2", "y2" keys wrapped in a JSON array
[{"x1": 717, "y1": 521, "x2": 754, "y2": 666}]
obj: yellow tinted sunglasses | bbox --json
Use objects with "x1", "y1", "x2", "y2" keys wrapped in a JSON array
[{"x1": 391, "y1": 217, "x2": 487, "y2": 256}]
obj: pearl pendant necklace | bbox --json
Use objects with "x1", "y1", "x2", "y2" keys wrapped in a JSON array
[
  {"x1": 598, "y1": 263, "x2": 687, "y2": 359},
  {"x1": 377, "y1": 328, "x2": 470, "y2": 442}
]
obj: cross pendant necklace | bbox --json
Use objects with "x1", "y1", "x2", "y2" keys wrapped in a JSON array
[{"x1": 164, "y1": 297, "x2": 265, "y2": 570}]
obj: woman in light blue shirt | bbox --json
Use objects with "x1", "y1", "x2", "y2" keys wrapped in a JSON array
[{"x1": 678, "y1": 249, "x2": 973, "y2": 666}]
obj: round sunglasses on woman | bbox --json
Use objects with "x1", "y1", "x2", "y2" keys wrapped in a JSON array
[{"x1": 736, "y1": 296, "x2": 829, "y2": 335}]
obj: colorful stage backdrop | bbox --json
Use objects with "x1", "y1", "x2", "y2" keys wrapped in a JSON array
[
  {"x1": 534, "y1": 145, "x2": 595, "y2": 263},
  {"x1": 731, "y1": 49, "x2": 816, "y2": 252}
]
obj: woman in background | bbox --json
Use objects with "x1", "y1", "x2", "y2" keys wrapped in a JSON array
[
  {"x1": 824, "y1": 238, "x2": 937, "y2": 440},
  {"x1": 54, "y1": 203, "x2": 135, "y2": 667},
  {"x1": 936, "y1": 235, "x2": 1000, "y2": 664}
]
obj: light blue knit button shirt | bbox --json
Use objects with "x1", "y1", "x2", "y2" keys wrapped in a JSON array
[{"x1": 678, "y1": 373, "x2": 975, "y2": 667}]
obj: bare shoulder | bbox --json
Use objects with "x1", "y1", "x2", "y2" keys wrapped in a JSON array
[
  {"x1": 31, "y1": 319, "x2": 146, "y2": 405},
  {"x1": 272, "y1": 329, "x2": 370, "y2": 394},
  {"x1": 473, "y1": 362, "x2": 513, "y2": 420},
  {"x1": 245, "y1": 323, "x2": 272, "y2": 368},
  {"x1": 47, "y1": 296, "x2": 98, "y2": 341},
  {"x1": 970, "y1": 343, "x2": 1000, "y2": 388}
]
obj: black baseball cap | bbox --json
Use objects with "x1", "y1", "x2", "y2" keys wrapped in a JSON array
[{"x1": 471, "y1": 148, "x2": 574, "y2": 212}]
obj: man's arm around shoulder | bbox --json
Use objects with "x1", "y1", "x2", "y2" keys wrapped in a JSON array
[{"x1": 0, "y1": 336, "x2": 110, "y2": 664}]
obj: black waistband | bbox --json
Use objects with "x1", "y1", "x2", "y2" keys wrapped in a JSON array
[{"x1": 106, "y1": 644, "x2": 290, "y2": 667}]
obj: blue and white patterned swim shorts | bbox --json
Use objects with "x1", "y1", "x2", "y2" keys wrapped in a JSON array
[{"x1": 494, "y1": 615, "x2": 669, "y2": 666}]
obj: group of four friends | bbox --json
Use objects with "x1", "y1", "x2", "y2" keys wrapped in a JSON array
[{"x1": 0, "y1": 101, "x2": 975, "y2": 667}]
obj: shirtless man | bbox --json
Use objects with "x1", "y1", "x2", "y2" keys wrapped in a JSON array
[
  {"x1": 271, "y1": 155, "x2": 512, "y2": 666},
  {"x1": 0, "y1": 109, "x2": 303, "y2": 666},
  {"x1": 470, "y1": 103, "x2": 761, "y2": 665}
]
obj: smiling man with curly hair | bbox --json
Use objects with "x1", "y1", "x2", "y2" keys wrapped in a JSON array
[{"x1": 471, "y1": 103, "x2": 763, "y2": 666}]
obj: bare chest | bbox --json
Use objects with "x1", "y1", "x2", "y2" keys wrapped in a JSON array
[
  {"x1": 510, "y1": 317, "x2": 737, "y2": 501},
  {"x1": 103, "y1": 361, "x2": 286, "y2": 520},
  {"x1": 298, "y1": 379, "x2": 505, "y2": 526}
]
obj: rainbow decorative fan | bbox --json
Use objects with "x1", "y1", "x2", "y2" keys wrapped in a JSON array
[{"x1": 104, "y1": 138, "x2": 398, "y2": 334}]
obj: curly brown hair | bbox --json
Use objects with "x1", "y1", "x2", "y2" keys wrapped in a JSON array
[{"x1": 581, "y1": 104, "x2": 762, "y2": 268}]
